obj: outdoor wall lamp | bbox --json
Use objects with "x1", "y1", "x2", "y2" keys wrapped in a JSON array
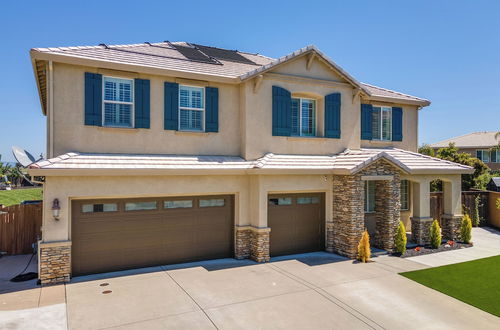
[{"x1": 52, "y1": 198, "x2": 61, "y2": 220}]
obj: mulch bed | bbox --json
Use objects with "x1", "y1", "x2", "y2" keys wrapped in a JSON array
[{"x1": 398, "y1": 241, "x2": 473, "y2": 258}]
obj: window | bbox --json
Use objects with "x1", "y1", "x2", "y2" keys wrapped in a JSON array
[
  {"x1": 269, "y1": 197, "x2": 292, "y2": 206},
  {"x1": 125, "y1": 201, "x2": 157, "y2": 211},
  {"x1": 179, "y1": 85, "x2": 204, "y2": 131},
  {"x1": 492, "y1": 150, "x2": 500, "y2": 163},
  {"x1": 297, "y1": 197, "x2": 320, "y2": 205},
  {"x1": 372, "y1": 106, "x2": 392, "y2": 140},
  {"x1": 164, "y1": 200, "x2": 193, "y2": 209},
  {"x1": 291, "y1": 98, "x2": 316, "y2": 136},
  {"x1": 476, "y1": 150, "x2": 490, "y2": 163},
  {"x1": 103, "y1": 77, "x2": 133, "y2": 127},
  {"x1": 364, "y1": 181, "x2": 376, "y2": 213},
  {"x1": 82, "y1": 203, "x2": 117, "y2": 213},
  {"x1": 199, "y1": 199, "x2": 225, "y2": 207},
  {"x1": 400, "y1": 180, "x2": 410, "y2": 210}
]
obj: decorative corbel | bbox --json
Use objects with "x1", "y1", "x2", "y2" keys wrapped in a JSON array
[
  {"x1": 253, "y1": 74, "x2": 264, "y2": 93},
  {"x1": 352, "y1": 88, "x2": 361, "y2": 104},
  {"x1": 306, "y1": 53, "x2": 315, "y2": 70}
]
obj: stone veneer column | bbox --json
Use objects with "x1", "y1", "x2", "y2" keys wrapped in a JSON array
[
  {"x1": 250, "y1": 228, "x2": 270, "y2": 262},
  {"x1": 441, "y1": 215, "x2": 462, "y2": 241},
  {"x1": 331, "y1": 175, "x2": 364, "y2": 258},
  {"x1": 374, "y1": 177, "x2": 401, "y2": 252},
  {"x1": 39, "y1": 241, "x2": 71, "y2": 285},
  {"x1": 411, "y1": 217, "x2": 433, "y2": 244},
  {"x1": 235, "y1": 226, "x2": 252, "y2": 259}
]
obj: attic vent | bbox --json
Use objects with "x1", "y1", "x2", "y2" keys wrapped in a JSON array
[{"x1": 193, "y1": 44, "x2": 256, "y2": 65}]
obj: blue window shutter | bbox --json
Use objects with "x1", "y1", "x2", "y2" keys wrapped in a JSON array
[
  {"x1": 325, "y1": 93, "x2": 341, "y2": 138},
  {"x1": 164, "y1": 82, "x2": 179, "y2": 130},
  {"x1": 134, "y1": 79, "x2": 150, "y2": 129},
  {"x1": 392, "y1": 107, "x2": 403, "y2": 141},
  {"x1": 272, "y1": 86, "x2": 292, "y2": 136},
  {"x1": 84, "y1": 72, "x2": 102, "y2": 126},
  {"x1": 360, "y1": 104, "x2": 373, "y2": 140},
  {"x1": 205, "y1": 87, "x2": 219, "y2": 132}
]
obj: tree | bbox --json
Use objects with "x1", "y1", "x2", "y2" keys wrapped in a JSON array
[
  {"x1": 418, "y1": 144, "x2": 435, "y2": 157},
  {"x1": 436, "y1": 143, "x2": 489, "y2": 190},
  {"x1": 460, "y1": 214, "x2": 472, "y2": 243},
  {"x1": 394, "y1": 221, "x2": 407, "y2": 255},
  {"x1": 357, "y1": 230, "x2": 371, "y2": 263},
  {"x1": 429, "y1": 220, "x2": 442, "y2": 249}
]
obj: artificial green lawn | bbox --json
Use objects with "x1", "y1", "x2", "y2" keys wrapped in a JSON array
[
  {"x1": 0, "y1": 188, "x2": 43, "y2": 206},
  {"x1": 401, "y1": 255, "x2": 500, "y2": 317}
]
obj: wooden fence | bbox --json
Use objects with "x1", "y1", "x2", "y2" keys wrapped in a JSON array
[
  {"x1": 430, "y1": 191, "x2": 490, "y2": 225},
  {"x1": 0, "y1": 203, "x2": 42, "y2": 255}
]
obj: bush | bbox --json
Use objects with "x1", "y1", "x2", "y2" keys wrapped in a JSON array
[
  {"x1": 429, "y1": 220, "x2": 442, "y2": 249},
  {"x1": 472, "y1": 195, "x2": 481, "y2": 227},
  {"x1": 357, "y1": 229, "x2": 371, "y2": 263},
  {"x1": 394, "y1": 221, "x2": 407, "y2": 255},
  {"x1": 460, "y1": 214, "x2": 472, "y2": 244}
]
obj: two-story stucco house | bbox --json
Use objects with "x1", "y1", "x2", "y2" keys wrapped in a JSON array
[{"x1": 29, "y1": 41, "x2": 473, "y2": 284}]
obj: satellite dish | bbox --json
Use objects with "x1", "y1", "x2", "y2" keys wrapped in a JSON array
[{"x1": 12, "y1": 146, "x2": 37, "y2": 167}]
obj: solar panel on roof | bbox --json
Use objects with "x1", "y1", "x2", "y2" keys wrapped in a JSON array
[
  {"x1": 173, "y1": 45, "x2": 219, "y2": 64},
  {"x1": 194, "y1": 44, "x2": 256, "y2": 65}
]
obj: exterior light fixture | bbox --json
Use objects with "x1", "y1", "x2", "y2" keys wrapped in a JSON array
[{"x1": 52, "y1": 198, "x2": 61, "y2": 220}]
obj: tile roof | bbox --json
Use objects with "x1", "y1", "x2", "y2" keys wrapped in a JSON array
[
  {"x1": 30, "y1": 148, "x2": 473, "y2": 175},
  {"x1": 31, "y1": 41, "x2": 428, "y2": 105},
  {"x1": 430, "y1": 131, "x2": 500, "y2": 148}
]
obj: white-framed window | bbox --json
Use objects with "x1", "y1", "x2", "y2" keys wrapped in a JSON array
[
  {"x1": 103, "y1": 76, "x2": 134, "y2": 127},
  {"x1": 400, "y1": 180, "x2": 410, "y2": 210},
  {"x1": 179, "y1": 85, "x2": 204, "y2": 131},
  {"x1": 492, "y1": 150, "x2": 499, "y2": 163},
  {"x1": 364, "y1": 181, "x2": 376, "y2": 213},
  {"x1": 476, "y1": 150, "x2": 490, "y2": 163},
  {"x1": 291, "y1": 98, "x2": 316, "y2": 136},
  {"x1": 372, "y1": 106, "x2": 392, "y2": 141}
]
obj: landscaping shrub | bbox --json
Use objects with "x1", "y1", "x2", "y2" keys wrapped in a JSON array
[
  {"x1": 471, "y1": 195, "x2": 481, "y2": 227},
  {"x1": 357, "y1": 229, "x2": 371, "y2": 263},
  {"x1": 394, "y1": 221, "x2": 407, "y2": 255},
  {"x1": 429, "y1": 220, "x2": 442, "y2": 249},
  {"x1": 460, "y1": 214, "x2": 472, "y2": 244}
]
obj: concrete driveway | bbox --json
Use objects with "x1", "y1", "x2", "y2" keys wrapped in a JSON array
[{"x1": 1, "y1": 228, "x2": 499, "y2": 329}]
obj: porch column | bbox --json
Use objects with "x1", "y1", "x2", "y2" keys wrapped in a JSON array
[
  {"x1": 442, "y1": 176, "x2": 463, "y2": 240},
  {"x1": 373, "y1": 177, "x2": 401, "y2": 252},
  {"x1": 411, "y1": 179, "x2": 433, "y2": 244}
]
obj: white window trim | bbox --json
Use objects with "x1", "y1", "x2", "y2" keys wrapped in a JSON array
[
  {"x1": 477, "y1": 149, "x2": 490, "y2": 163},
  {"x1": 372, "y1": 105, "x2": 392, "y2": 141},
  {"x1": 400, "y1": 180, "x2": 410, "y2": 211},
  {"x1": 364, "y1": 180, "x2": 376, "y2": 213},
  {"x1": 102, "y1": 76, "x2": 134, "y2": 128},
  {"x1": 178, "y1": 84, "x2": 205, "y2": 132},
  {"x1": 292, "y1": 97, "x2": 316, "y2": 137}
]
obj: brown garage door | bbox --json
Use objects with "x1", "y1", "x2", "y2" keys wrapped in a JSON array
[
  {"x1": 72, "y1": 195, "x2": 234, "y2": 276},
  {"x1": 268, "y1": 193, "x2": 325, "y2": 256}
]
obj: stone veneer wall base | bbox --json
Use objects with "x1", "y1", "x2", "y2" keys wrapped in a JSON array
[
  {"x1": 411, "y1": 217, "x2": 433, "y2": 245},
  {"x1": 441, "y1": 214, "x2": 463, "y2": 241},
  {"x1": 39, "y1": 241, "x2": 71, "y2": 285}
]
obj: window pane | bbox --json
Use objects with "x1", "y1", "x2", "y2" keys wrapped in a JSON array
[
  {"x1": 164, "y1": 200, "x2": 193, "y2": 209},
  {"x1": 364, "y1": 181, "x2": 376, "y2": 212},
  {"x1": 291, "y1": 98, "x2": 300, "y2": 136},
  {"x1": 372, "y1": 107, "x2": 381, "y2": 140},
  {"x1": 297, "y1": 196, "x2": 320, "y2": 205},
  {"x1": 381, "y1": 107, "x2": 392, "y2": 140},
  {"x1": 400, "y1": 180, "x2": 409, "y2": 210},
  {"x1": 301, "y1": 99, "x2": 315, "y2": 136},
  {"x1": 125, "y1": 201, "x2": 157, "y2": 211},
  {"x1": 104, "y1": 78, "x2": 132, "y2": 102},
  {"x1": 82, "y1": 203, "x2": 117, "y2": 213},
  {"x1": 179, "y1": 86, "x2": 204, "y2": 109},
  {"x1": 180, "y1": 109, "x2": 203, "y2": 131},
  {"x1": 199, "y1": 199, "x2": 225, "y2": 207},
  {"x1": 269, "y1": 197, "x2": 292, "y2": 206},
  {"x1": 104, "y1": 103, "x2": 132, "y2": 127},
  {"x1": 483, "y1": 150, "x2": 490, "y2": 163}
]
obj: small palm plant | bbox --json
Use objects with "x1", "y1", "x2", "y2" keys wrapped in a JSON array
[
  {"x1": 394, "y1": 221, "x2": 407, "y2": 255},
  {"x1": 429, "y1": 220, "x2": 442, "y2": 249},
  {"x1": 460, "y1": 214, "x2": 472, "y2": 244},
  {"x1": 357, "y1": 229, "x2": 371, "y2": 263}
]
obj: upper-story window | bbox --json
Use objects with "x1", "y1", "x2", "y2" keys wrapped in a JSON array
[
  {"x1": 476, "y1": 149, "x2": 490, "y2": 163},
  {"x1": 372, "y1": 106, "x2": 392, "y2": 141},
  {"x1": 103, "y1": 77, "x2": 134, "y2": 127},
  {"x1": 291, "y1": 98, "x2": 316, "y2": 136},
  {"x1": 179, "y1": 85, "x2": 204, "y2": 131}
]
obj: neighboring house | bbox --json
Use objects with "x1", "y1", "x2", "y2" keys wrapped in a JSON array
[
  {"x1": 29, "y1": 42, "x2": 472, "y2": 284},
  {"x1": 487, "y1": 177, "x2": 500, "y2": 192},
  {"x1": 430, "y1": 132, "x2": 500, "y2": 171}
]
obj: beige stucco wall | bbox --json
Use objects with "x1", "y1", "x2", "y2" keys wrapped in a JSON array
[
  {"x1": 51, "y1": 63, "x2": 242, "y2": 158},
  {"x1": 42, "y1": 174, "x2": 332, "y2": 243}
]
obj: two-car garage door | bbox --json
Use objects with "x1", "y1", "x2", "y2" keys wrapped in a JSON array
[{"x1": 71, "y1": 195, "x2": 234, "y2": 276}]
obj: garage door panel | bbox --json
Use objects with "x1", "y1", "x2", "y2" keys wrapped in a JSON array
[{"x1": 72, "y1": 195, "x2": 234, "y2": 276}]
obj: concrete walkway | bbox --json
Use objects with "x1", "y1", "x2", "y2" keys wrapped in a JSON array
[{"x1": 1, "y1": 227, "x2": 499, "y2": 330}]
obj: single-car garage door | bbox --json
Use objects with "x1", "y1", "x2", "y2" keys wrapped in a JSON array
[
  {"x1": 268, "y1": 193, "x2": 325, "y2": 256},
  {"x1": 72, "y1": 195, "x2": 234, "y2": 276}
]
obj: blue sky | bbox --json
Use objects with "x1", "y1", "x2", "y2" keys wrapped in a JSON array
[{"x1": 1, "y1": 0, "x2": 499, "y2": 162}]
